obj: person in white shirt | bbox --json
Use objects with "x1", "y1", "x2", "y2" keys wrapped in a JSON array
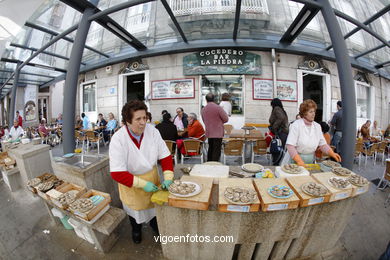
[
  {"x1": 220, "y1": 93, "x2": 232, "y2": 116},
  {"x1": 9, "y1": 119, "x2": 24, "y2": 141},
  {"x1": 284, "y1": 99, "x2": 341, "y2": 166}
]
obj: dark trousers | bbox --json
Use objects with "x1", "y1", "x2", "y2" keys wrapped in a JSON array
[
  {"x1": 207, "y1": 138, "x2": 223, "y2": 162},
  {"x1": 129, "y1": 216, "x2": 158, "y2": 233},
  {"x1": 271, "y1": 131, "x2": 288, "y2": 166}
]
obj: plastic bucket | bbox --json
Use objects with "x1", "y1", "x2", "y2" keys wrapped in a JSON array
[{"x1": 60, "y1": 215, "x2": 74, "y2": 230}]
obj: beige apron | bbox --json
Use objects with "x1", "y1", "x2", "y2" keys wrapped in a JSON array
[{"x1": 118, "y1": 166, "x2": 159, "y2": 211}]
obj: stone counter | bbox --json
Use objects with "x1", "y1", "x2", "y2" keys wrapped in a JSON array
[
  {"x1": 8, "y1": 143, "x2": 53, "y2": 185},
  {"x1": 156, "y1": 165, "x2": 360, "y2": 260}
]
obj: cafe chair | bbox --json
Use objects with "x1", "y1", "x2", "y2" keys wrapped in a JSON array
[
  {"x1": 222, "y1": 139, "x2": 245, "y2": 165},
  {"x1": 85, "y1": 131, "x2": 103, "y2": 155},
  {"x1": 377, "y1": 159, "x2": 390, "y2": 191},
  {"x1": 39, "y1": 131, "x2": 49, "y2": 144},
  {"x1": 164, "y1": 140, "x2": 177, "y2": 165},
  {"x1": 364, "y1": 142, "x2": 379, "y2": 166},
  {"x1": 56, "y1": 129, "x2": 63, "y2": 143},
  {"x1": 376, "y1": 142, "x2": 388, "y2": 164},
  {"x1": 354, "y1": 141, "x2": 364, "y2": 168},
  {"x1": 223, "y1": 124, "x2": 234, "y2": 137},
  {"x1": 251, "y1": 139, "x2": 271, "y2": 164},
  {"x1": 75, "y1": 131, "x2": 86, "y2": 148},
  {"x1": 181, "y1": 140, "x2": 203, "y2": 164}
]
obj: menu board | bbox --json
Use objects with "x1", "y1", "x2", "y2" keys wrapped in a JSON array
[
  {"x1": 253, "y1": 78, "x2": 297, "y2": 102},
  {"x1": 151, "y1": 78, "x2": 195, "y2": 100}
]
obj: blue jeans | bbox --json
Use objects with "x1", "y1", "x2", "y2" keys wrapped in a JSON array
[{"x1": 331, "y1": 131, "x2": 342, "y2": 153}]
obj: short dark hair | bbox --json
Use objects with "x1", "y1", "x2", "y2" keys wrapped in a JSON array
[
  {"x1": 206, "y1": 93, "x2": 214, "y2": 102},
  {"x1": 320, "y1": 122, "x2": 330, "y2": 133},
  {"x1": 122, "y1": 100, "x2": 148, "y2": 124},
  {"x1": 271, "y1": 98, "x2": 283, "y2": 109},
  {"x1": 146, "y1": 112, "x2": 152, "y2": 121},
  {"x1": 337, "y1": 101, "x2": 342, "y2": 108},
  {"x1": 81, "y1": 113, "x2": 85, "y2": 118},
  {"x1": 16, "y1": 111, "x2": 19, "y2": 114},
  {"x1": 163, "y1": 113, "x2": 172, "y2": 122},
  {"x1": 98, "y1": 113, "x2": 103, "y2": 116},
  {"x1": 221, "y1": 93, "x2": 230, "y2": 101},
  {"x1": 176, "y1": 107, "x2": 184, "y2": 112},
  {"x1": 161, "y1": 110, "x2": 168, "y2": 115}
]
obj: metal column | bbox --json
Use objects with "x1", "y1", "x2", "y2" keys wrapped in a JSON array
[
  {"x1": 9, "y1": 67, "x2": 20, "y2": 125},
  {"x1": 318, "y1": 0, "x2": 356, "y2": 169},
  {"x1": 63, "y1": 0, "x2": 99, "y2": 154}
]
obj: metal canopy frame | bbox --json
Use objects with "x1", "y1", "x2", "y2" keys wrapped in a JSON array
[
  {"x1": 0, "y1": 0, "x2": 389, "y2": 167},
  {"x1": 1, "y1": 58, "x2": 67, "y2": 73},
  {"x1": 280, "y1": 4, "x2": 320, "y2": 44}
]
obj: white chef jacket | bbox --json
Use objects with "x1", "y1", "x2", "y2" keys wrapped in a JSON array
[
  {"x1": 9, "y1": 126, "x2": 24, "y2": 141},
  {"x1": 286, "y1": 118, "x2": 326, "y2": 155},
  {"x1": 109, "y1": 124, "x2": 170, "y2": 223}
]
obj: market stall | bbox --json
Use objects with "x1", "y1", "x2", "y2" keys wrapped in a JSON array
[{"x1": 156, "y1": 163, "x2": 369, "y2": 260}]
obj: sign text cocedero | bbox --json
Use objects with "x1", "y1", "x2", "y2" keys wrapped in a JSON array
[{"x1": 198, "y1": 49, "x2": 245, "y2": 66}]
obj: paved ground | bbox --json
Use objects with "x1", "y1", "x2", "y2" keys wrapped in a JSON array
[{"x1": 0, "y1": 143, "x2": 389, "y2": 260}]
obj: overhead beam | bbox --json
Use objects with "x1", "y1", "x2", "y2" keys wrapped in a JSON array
[
  {"x1": 160, "y1": 0, "x2": 188, "y2": 43},
  {"x1": 1, "y1": 58, "x2": 67, "y2": 73},
  {"x1": 280, "y1": 4, "x2": 320, "y2": 44},
  {"x1": 61, "y1": 0, "x2": 147, "y2": 50},
  {"x1": 0, "y1": 69, "x2": 56, "y2": 79},
  {"x1": 10, "y1": 43, "x2": 86, "y2": 65},
  {"x1": 24, "y1": 22, "x2": 109, "y2": 58},
  {"x1": 375, "y1": 60, "x2": 390, "y2": 69},
  {"x1": 354, "y1": 41, "x2": 390, "y2": 59},
  {"x1": 233, "y1": 0, "x2": 242, "y2": 41},
  {"x1": 325, "y1": 4, "x2": 390, "y2": 50},
  {"x1": 334, "y1": 10, "x2": 390, "y2": 50},
  {"x1": 288, "y1": 0, "x2": 322, "y2": 8}
]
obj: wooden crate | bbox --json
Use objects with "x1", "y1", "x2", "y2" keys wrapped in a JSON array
[
  {"x1": 253, "y1": 178, "x2": 300, "y2": 212},
  {"x1": 351, "y1": 182, "x2": 370, "y2": 197},
  {"x1": 312, "y1": 172, "x2": 353, "y2": 202},
  {"x1": 168, "y1": 176, "x2": 213, "y2": 210},
  {"x1": 218, "y1": 178, "x2": 260, "y2": 212},
  {"x1": 75, "y1": 189, "x2": 111, "y2": 221},
  {"x1": 36, "y1": 179, "x2": 66, "y2": 201},
  {"x1": 49, "y1": 183, "x2": 86, "y2": 209},
  {"x1": 286, "y1": 175, "x2": 331, "y2": 207}
]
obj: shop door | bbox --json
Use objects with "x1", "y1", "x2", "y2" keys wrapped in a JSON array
[
  {"x1": 38, "y1": 97, "x2": 48, "y2": 121},
  {"x1": 126, "y1": 74, "x2": 145, "y2": 102},
  {"x1": 302, "y1": 74, "x2": 324, "y2": 123},
  {"x1": 200, "y1": 75, "x2": 244, "y2": 129}
]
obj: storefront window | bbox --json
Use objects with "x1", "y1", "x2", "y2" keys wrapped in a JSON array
[
  {"x1": 356, "y1": 82, "x2": 369, "y2": 119},
  {"x1": 83, "y1": 83, "x2": 96, "y2": 113},
  {"x1": 201, "y1": 75, "x2": 243, "y2": 115}
]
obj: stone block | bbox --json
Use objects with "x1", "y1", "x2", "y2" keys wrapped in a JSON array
[{"x1": 1, "y1": 167, "x2": 21, "y2": 192}]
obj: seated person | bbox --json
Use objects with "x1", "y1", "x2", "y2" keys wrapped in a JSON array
[
  {"x1": 75, "y1": 115, "x2": 83, "y2": 130},
  {"x1": 9, "y1": 119, "x2": 24, "y2": 141},
  {"x1": 96, "y1": 113, "x2": 107, "y2": 131},
  {"x1": 177, "y1": 113, "x2": 205, "y2": 155},
  {"x1": 384, "y1": 124, "x2": 390, "y2": 139},
  {"x1": 155, "y1": 113, "x2": 178, "y2": 141},
  {"x1": 104, "y1": 112, "x2": 118, "y2": 142},
  {"x1": 173, "y1": 107, "x2": 188, "y2": 137},
  {"x1": 315, "y1": 122, "x2": 331, "y2": 160},
  {"x1": 38, "y1": 119, "x2": 49, "y2": 137},
  {"x1": 56, "y1": 113, "x2": 63, "y2": 126}
]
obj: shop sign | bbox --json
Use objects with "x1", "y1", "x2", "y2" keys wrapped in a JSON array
[
  {"x1": 183, "y1": 49, "x2": 261, "y2": 75},
  {"x1": 151, "y1": 78, "x2": 195, "y2": 100},
  {"x1": 253, "y1": 78, "x2": 297, "y2": 102}
]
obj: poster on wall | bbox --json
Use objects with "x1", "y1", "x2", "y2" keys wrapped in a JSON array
[
  {"x1": 253, "y1": 78, "x2": 273, "y2": 100},
  {"x1": 24, "y1": 85, "x2": 37, "y2": 121},
  {"x1": 252, "y1": 78, "x2": 297, "y2": 101},
  {"x1": 151, "y1": 78, "x2": 195, "y2": 100}
]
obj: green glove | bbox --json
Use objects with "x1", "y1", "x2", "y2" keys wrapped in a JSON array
[
  {"x1": 143, "y1": 181, "x2": 159, "y2": 192},
  {"x1": 162, "y1": 180, "x2": 173, "y2": 190}
]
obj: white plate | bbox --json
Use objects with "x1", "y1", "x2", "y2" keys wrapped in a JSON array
[
  {"x1": 169, "y1": 181, "x2": 202, "y2": 198},
  {"x1": 327, "y1": 177, "x2": 351, "y2": 190},
  {"x1": 241, "y1": 163, "x2": 264, "y2": 173}
]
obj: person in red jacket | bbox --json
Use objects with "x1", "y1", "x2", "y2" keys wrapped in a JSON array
[
  {"x1": 201, "y1": 93, "x2": 228, "y2": 162},
  {"x1": 16, "y1": 111, "x2": 22, "y2": 127}
]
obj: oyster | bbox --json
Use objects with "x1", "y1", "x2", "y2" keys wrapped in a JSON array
[
  {"x1": 27, "y1": 177, "x2": 41, "y2": 187},
  {"x1": 329, "y1": 177, "x2": 350, "y2": 189},
  {"x1": 322, "y1": 160, "x2": 341, "y2": 169},
  {"x1": 282, "y1": 164, "x2": 302, "y2": 174},
  {"x1": 332, "y1": 167, "x2": 352, "y2": 176},
  {"x1": 301, "y1": 182, "x2": 328, "y2": 197},
  {"x1": 36, "y1": 181, "x2": 54, "y2": 192},
  {"x1": 224, "y1": 187, "x2": 257, "y2": 204},
  {"x1": 168, "y1": 180, "x2": 196, "y2": 195},
  {"x1": 269, "y1": 185, "x2": 292, "y2": 197},
  {"x1": 348, "y1": 174, "x2": 369, "y2": 187},
  {"x1": 69, "y1": 198, "x2": 94, "y2": 213}
]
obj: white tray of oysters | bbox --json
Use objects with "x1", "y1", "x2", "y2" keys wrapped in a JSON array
[
  {"x1": 224, "y1": 187, "x2": 258, "y2": 204},
  {"x1": 168, "y1": 180, "x2": 202, "y2": 198}
]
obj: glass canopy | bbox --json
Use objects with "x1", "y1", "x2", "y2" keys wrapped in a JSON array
[{"x1": 1, "y1": 0, "x2": 390, "y2": 97}]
